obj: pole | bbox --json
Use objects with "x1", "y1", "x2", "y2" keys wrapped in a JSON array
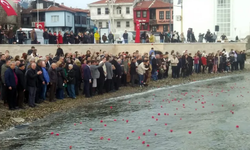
[
  {"x1": 37, "y1": 0, "x2": 39, "y2": 28},
  {"x1": 181, "y1": 1, "x2": 183, "y2": 34}
]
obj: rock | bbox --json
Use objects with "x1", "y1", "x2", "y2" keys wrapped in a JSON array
[{"x1": 11, "y1": 117, "x2": 25, "y2": 123}]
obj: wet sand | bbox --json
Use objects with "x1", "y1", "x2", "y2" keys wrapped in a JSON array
[{"x1": 0, "y1": 67, "x2": 250, "y2": 131}]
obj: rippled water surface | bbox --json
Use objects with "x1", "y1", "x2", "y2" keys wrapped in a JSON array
[{"x1": 1, "y1": 74, "x2": 250, "y2": 150}]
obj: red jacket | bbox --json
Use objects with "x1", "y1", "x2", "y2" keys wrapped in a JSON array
[
  {"x1": 201, "y1": 57, "x2": 207, "y2": 65},
  {"x1": 58, "y1": 34, "x2": 63, "y2": 44}
]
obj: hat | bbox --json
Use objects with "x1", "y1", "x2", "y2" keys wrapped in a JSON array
[
  {"x1": 31, "y1": 46, "x2": 35, "y2": 48},
  {"x1": 19, "y1": 64, "x2": 25, "y2": 67}
]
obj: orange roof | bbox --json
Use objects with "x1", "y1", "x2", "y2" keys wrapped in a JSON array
[
  {"x1": 150, "y1": 0, "x2": 173, "y2": 8},
  {"x1": 90, "y1": 0, "x2": 135, "y2": 4},
  {"x1": 134, "y1": 1, "x2": 153, "y2": 9}
]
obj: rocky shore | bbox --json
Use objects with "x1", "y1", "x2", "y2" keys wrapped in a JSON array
[{"x1": 1, "y1": 67, "x2": 250, "y2": 131}]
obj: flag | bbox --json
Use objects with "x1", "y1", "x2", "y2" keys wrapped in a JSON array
[
  {"x1": 135, "y1": 20, "x2": 140, "y2": 43},
  {"x1": 0, "y1": 0, "x2": 17, "y2": 16},
  {"x1": 178, "y1": 0, "x2": 182, "y2": 4}
]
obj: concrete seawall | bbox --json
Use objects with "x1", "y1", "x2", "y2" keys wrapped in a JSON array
[{"x1": 0, "y1": 42, "x2": 246, "y2": 57}]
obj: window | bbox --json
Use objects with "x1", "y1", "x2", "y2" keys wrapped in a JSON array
[
  {"x1": 163, "y1": 25, "x2": 168, "y2": 31},
  {"x1": 166, "y1": 11, "x2": 170, "y2": 19},
  {"x1": 98, "y1": 22, "x2": 102, "y2": 28},
  {"x1": 67, "y1": 16, "x2": 70, "y2": 23},
  {"x1": 97, "y1": 8, "x2": 101, "y2": 15},
  {"x1": 51, "y1": 15, "x2": 59, "y2": 22},
  {"x1": 105, "y1": 8, "x2": 109, "y2": 14},
  {"x1": 126, "y1": 7, "x2": 130, "y2": 14},
  {"x1": 117, "y1": 7, "x2": 121, "y2": 14},
  {"x1": 152, "y1": 26, "x2": 157, "y2": 32},
  {"x1": 106, "y1": 22, "x2": 109, "y2": 28},
  {"x1": 23, "y1": 17, "x2": 28, "y2": 25},
  {"x1": 82, "y1": 16, "x2": 87, "y2": 24},
  {"x1": 159, "y1": 11, "x2": 164, "y2": 20},
  {"x1": 143, "y1": 24, "x2": 148, "y2": 30},
  {"x1": 143, "y1": 11, "x2": 147, "y2": 18},
  {"x1": 117, "y1": 21, "x2": 121, "y2": 28},
  {"x1": 136, "y1": 11, "x2": 141, "y2": 18},
  {"x1": 126, "y1": 21, "x2": 130, "y2": 27}
]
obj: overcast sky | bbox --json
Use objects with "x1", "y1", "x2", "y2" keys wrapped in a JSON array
[{"x1": 55, "y1": 0, "x2": 97, "y2": 9}]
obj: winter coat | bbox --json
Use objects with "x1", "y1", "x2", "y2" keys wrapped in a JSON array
[{"x1": 67, "y1": 69, "x2": 76, "y2": 84}]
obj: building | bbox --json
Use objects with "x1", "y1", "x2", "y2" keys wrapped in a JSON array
[
  {"x1": 88, "y1": 0, "x2": 140, "y2": 33},
  {"x1": 21, "y1": 0, "x2": 93, "y2": 33},
  {"x1": 173, "y1": 0, "x2": 250, "y2": 40},
  {"x1": 133, "y1": 0, "x2": 173, "y2": 32}
]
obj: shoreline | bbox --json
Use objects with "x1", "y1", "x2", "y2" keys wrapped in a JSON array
[{"x1": 0, "y1": 69, "x2": 250, "y2": 131}]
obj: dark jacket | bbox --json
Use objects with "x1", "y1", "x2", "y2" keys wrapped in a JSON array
[
  {"x1": 160, "y1": 33, "x2": 164, "y2": 40},
  {"x1": 49, "y1": 33, "x2": 54, "y2": 44},
  {"x1": 48, "y1": 67, "x2": 58, "y2": 83},
  {"x1": 43, "y1": 31, "x2": 49, "y2": 39},
  {"x1": 152, "y1": 58, "x2": 158, "y2": 71},
  {"x1": 130, "y1": 62, "x2": 137, "y2": 75},
  {"x1": 123, "y1": 33, "x2": 128, "y2": 40},
  {"x1": 69, "y1": 34, "x2": 75, "y2": 44},
  {"x1": 36, "y1": 65, "x2": 44, "y2": 86},
  {"x1": 83, "y1": 65, "x2": 92, "y2": 80},
  {"x1": 17, "y1": 31, "x2": 24, "y2": 40},
  {"x1": 57, "y1": 67, "x2": 66, "y2": 89},
  {"x1": 73, "y1": 65, "x2": 81, "y2": 82},
  {"x1": 98, "y1": 66, "x2": 105, "y2": 81},
  {"x1": 83, "y1": 35, "x2": 89, "y2": 43},
  {"x1": 55, "y1": 48, "x2": 64, "y2": 57},
  {"x1": 67, "y1": 69, "x2": 75, "y2": 84},
  {"x1": 89, "y1": 35, "x2": 94, "y2": 43},
  {"x1": 5, "y1": 68, "x2": 17, "y2": 88},
  {"x1": 15, "y1": 68, "x2": 26, "y2": 90},
  {"x1": 26, "y1": 69, "x2": 38, "y2": 87},
  {"x1": 111, "y1": 60, "x2": 122, "y2": 76}
]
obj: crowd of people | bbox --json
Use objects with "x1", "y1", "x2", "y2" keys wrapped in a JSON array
[{"x1": 0, "y1": 45, "x2": 247, "y2": 111}]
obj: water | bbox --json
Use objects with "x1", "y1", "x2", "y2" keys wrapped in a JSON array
[{"x1": 1, "y1": 74, "x2": 250, "y2": 150}]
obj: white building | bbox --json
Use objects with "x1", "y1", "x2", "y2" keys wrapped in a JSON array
[
  {"x1": 173, "y1": 0, "x2": 250, "y2": 40},
  {"x1": 88, "y1": 0, "x2": 139, "y2": 33}
]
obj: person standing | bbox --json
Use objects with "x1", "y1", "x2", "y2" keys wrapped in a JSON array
[
  {"x1": 41, "y1": 61, "x2": 50, "y2": 101},
  {"x1": 171, "y1": 54, "x2": 179, "y2": 78},
  {"x1": 123, "y1": 30, "x2": 128, "y2": 44},
  {"x1": 30, "y1": 28, "x2": 37, "y2": 44},
  {"x1": 15, "y1": 64, "x2": 26, "y2": 109},
  {"x1": 90, "y1": 60, "x2": 105, "y2": 95},
  {"x1": 26, "y1": 63, "x2": 42, "y2": 107},
  {"x1": 0, "y1": 25, "x2": 4, "y2": 44},
  {"x1": 108, "y1": 32, "x2": 114, "y2": 43},
  {"x1": 83, "y1": 61, "x2": 92, "y2": 98},
  {"x1": 67, "y1": 64, "x2": 76, "y2": 99},
  {"x1": 17, "y1": 28, "x2": 24, "y2": 44},
  {"x1": 5, "y1": 61, "x2": 18, "y2": 110},
  {"x1": 137, "y1": 60, "x2": 149, "y2": 87},
  {"x1": 58, "y1": 31, "x2": 63, "y2": 44},
  {"x1": 94, "y1": 30, "x2": 100, "y2": 44},
  {"x1": 63, "y1": 31, "x2": 69, "y2": 44},
  {"x1": 160, "y1": 32, "x2": 164, "y2": 43},
  {"x1": 130, "y1": 58, "x2": 137, "y2": 87},
  {"x1": 56, "y1": 62, "x2": 66, "y2": 99},
  {"x1": 48, "y1": 63, "x2": 57, "y2": 102},
  {"x1": 43, "y1": 28, "x2": 49, "y2": 44},
  {"x1": 102, "y1": 33, "x2": 107, "y2": 43},
  {"x1": 104, "y1": 57, "x2": 113, "y2": 93},
  {"x1": 35, "y1": 60, "x2": 44, "y2": 104},
  {"x1": 1, "y1": 59, "x2": 10, "y2": 105},
  {"x1": 6, "y1": 27, "x2": 15, "y2": 44}
]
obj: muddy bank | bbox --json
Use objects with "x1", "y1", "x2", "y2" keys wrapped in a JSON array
[{"x1": 0, "y1": 68, "x2": 250, "y2": 131}]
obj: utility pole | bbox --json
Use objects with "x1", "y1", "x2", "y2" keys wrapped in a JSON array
[
  {"x1": 37, "y1": 0, "x2": 39, "y2": 28},
  {"x1": 181, "y1": 0, "x2": 183, "y2": 34}
]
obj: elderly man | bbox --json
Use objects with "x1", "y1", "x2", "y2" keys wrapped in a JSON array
[
  {"x1": 67, "y1": 64, "x2": 76, "y2": 99},
  {"x1": 15, "y1": 64, "x2": 26, "y2": 109},
  {"x1": 83, "y1": 61, "x2": 92, "y2": 98},
  {"x1": 5, "y1": 61, "x2": 18, "y2": 110},
  {"x1": 26, "y1": 63, "x2": 42, "y2": 107},
  {"x1": 48, "y1": 63, "x2": 57, "y2": 102}
]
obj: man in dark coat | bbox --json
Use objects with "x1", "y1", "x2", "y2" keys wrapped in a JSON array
[
  {"x1": 5, "y1": 61, "x2": 18, "y2": 110},
  {"x1": 17, "y1": 28, "x2": 25, "y2": 44},
  {"x1": 0, "y1": 25, "x2": 4, "y2": 44},
  {"x1": 15, "y1": 64, "x2": 26, "y2": 109},
  {"x1": 63, "y1": 31, "x2": 70, "y2": 44},
  {"x1": 26, "y1": 63, "x2": 42, "y2": 107},
  {"x1": 73, "y1": 63, "x2": 81, "y2": 96},
  {"x1": 111, "y1": 58, "x2": 121, "y2": 90},
  {"x1": 35, "y1": 60, "x2": 45, "y2": 103},
  {"x1": 89, "y1": 32, "x2": 94, "y2": 44},
  {"x1": 48, "y1": 63, "x2": 57, "y2": 102},
  {"x1": 83, "y1": 61, "x2": 92, "y2": 97},
  {"x1": 130, "y1": 58, "x2": 137, "y2": 87}
]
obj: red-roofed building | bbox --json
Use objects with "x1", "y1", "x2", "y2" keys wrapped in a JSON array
[{"x1": 133, "y1": 0, "x2": 173, "y2": 32}]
